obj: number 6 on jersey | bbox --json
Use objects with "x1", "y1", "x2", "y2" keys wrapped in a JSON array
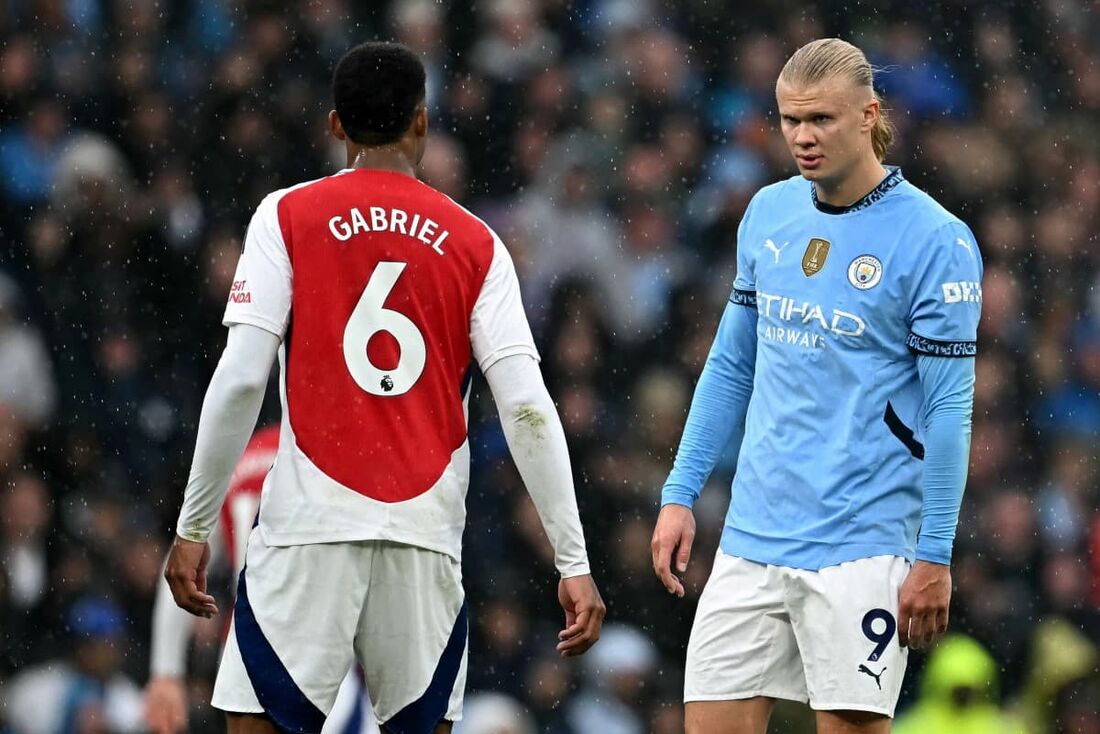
[{"x1": 343, "y1": 261, "x2": 426, "y2": 396}]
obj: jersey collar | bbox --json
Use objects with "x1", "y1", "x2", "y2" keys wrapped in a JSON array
[{"x1": 811, "y1": 166, "x2": 903, "y2": 215}]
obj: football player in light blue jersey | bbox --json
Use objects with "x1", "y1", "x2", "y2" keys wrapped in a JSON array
[{"x1": 651, "y1": 39, "x2": 982, "y2": 734}]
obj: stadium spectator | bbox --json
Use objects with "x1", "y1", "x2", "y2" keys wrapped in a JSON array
[
  {"x1": 893, "y1": 634, "x2": 1025, "y2": 734},
  {"x1": 1010, "y1": 618, "x2": 1099, "y2": 734},
  {"x1": 565, "y1": 624, "x2": 658, "y2": 734},
  {"x1": 0, "y1": 274, "x2": 56, "y2": 429},
  {"x1": 453, "y1": 692, "x2": 537, "y2": 734},
  {"x1": 3, "y1": 597, "x2": 144, "y2": 734}
]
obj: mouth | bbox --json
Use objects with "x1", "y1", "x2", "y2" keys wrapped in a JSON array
[{"x1": 796, "y1": 153, "x2": 823, "y2": 170}]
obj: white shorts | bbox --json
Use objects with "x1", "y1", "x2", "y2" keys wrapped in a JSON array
[
  {"x1": 212, "y1": 527, "x2": 467, "y2": 733},
  {"x1": 326, "y1": 671, "x2": 381, "y2": 734},
  {"x1": 685, "y1": 551, "x2": 909, "y2": 717}
]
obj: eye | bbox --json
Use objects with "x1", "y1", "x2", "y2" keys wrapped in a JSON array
[
  {"x1": 781, "y1": 115, "x2": 799, "y2": 124},
  {"x1": 813, "y1": 115, "x2": 831, "y2": 123}
]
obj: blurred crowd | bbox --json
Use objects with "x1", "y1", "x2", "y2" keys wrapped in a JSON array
[{"x1": 1, "y1": 0, "x2": 1099, "y2": 732}]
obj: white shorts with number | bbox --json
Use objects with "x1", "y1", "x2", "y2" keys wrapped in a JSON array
[
  {"x1": 684, "y1": 550, "x2": 909, "y2": 717},
  {"x1": 212, "y1": 527, "x2": 467, "y2": 734}
]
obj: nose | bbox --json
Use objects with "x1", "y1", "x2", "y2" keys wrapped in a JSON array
[{"x1": 793, "y1": 124, "x2": 815, "y2": 148}]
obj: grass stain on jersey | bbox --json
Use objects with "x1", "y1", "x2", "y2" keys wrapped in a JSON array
[{"x1": 514, "y1": 405, "x2": 547, "y2": 440}]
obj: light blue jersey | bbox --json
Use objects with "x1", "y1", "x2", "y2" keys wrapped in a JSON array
[{"x1": 663, "y1": 168, "x2": 982, "y2": 570}]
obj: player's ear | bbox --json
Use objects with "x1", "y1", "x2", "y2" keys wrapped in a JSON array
[
  {"x1": 862, "y1": 96, "x2": 879, "y2": 133},
  {"x1": 414, "y1": 104, "x2": 428, "y2": 139},
  {"x1": 329, "y1": 110, "x2": 347, "y2": 141},
  {"x1": 412, "y1": 105, "x2": 429, "y2": 166}
]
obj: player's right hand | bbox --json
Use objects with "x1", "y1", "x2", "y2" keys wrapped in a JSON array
[
  {"x1": 556, "y1": 574, "x2": 606, "y2": 657},
  {"x1": 144, "y1": 675, "x2": 188, "y2": 734},
  {"x1": 898, "y1": 560, "x2": 951, "y2": 650},
  {"x1": 651, "y1": 503, "x2": 695, "y2": 597},
  {"x1": 165, "y1": 536, "x2": 219, "y2": 618}
]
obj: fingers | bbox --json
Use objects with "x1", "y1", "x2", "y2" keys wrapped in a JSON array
[
  {"x1": 897, "y1": 561, "x2": 952, "y2": 650},
  {"x1": 909, "y1": 613, "x2": 929, "y2": 650},
  {"x1": 650, "y1": 532, "x2": 667, "y2": 581},
  {"x1": 899, "y1": 602, "x2": 933, "y2": 650},
  {"x1": 651, "y1": 507, "x2": 696, "y2": 598},
  {"x1": 898, "y1": 598, "x2": 947, "y2": 649},
  {"x1": 903, "y1": 608, "x2": 949, "y2": 650},
  {"x1": 165, "y1": 541, "x2": 219, "y2": 618},
  {"x1": 557, "y1": 578, "x2": 607, "y2": 657},
  {"x1": 650, "y1": 534, "x2": 685, "y2": 597},
  {"x1": 165, "y1": 567, "x2": 218, "y2": 618},
  {"x1": 922, "y1": 608, "x2": 950, "y2": 649},
  {"x1": 936, "y1": 607, "x2": 950, "y2": 637},
  {"x1": 659, "y1": 564, "x2": 685, "y2": 597},
  {"x1": 559, "y1": 607, "x2": 584, "y2": 640},
  {"x1": 675, "y1": 529, "x2": 694, "y2": 574},
  {"x1": 557, "y1": 603, "x2": 606, "y2": 657},
  {"x1": 195, "y1": 544, "x2": 211, "y2": 594},
  {"x1": 557, "y1": 610, "x2": 590, "y2": 652}
]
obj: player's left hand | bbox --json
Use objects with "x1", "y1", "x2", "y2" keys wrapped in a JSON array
[
  {"x1": 165, "y1": 536, "x2": 219, "y2": 618},
  {"x1": 556, "y1": 574, "x2": 606, "y2": 657},
  {"x1": 897, "y1": 560, "x2": 951, "y2": 650}
]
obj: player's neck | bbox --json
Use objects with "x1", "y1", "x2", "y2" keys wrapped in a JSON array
[
  {"x1": 347, "y1": 145, "x2": 417, "y2": 178},
  {"x1": 813, "y1": 157, "x2": 888, "y2": 208}
]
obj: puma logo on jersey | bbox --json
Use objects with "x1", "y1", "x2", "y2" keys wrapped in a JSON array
[
  {"x1": 941, "y1": 281, "x2": 982, "y2": 303},
  {"x1": 763, "y1": 239, "x2": 790, "y2": 264},
  {"x1": 955, "y1": 237, "x2": 972, "y2": 253},
  {"x1": 858, "y1": 664, "x2": 886, "y2": 690}
]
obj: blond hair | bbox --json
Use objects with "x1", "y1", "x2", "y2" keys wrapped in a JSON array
[{"x1": 778, "y1": 38, "x2": 895, "y2": 162}]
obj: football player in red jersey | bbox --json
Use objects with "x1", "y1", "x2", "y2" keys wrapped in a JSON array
[{"x1": 165, "y1": 42, "x2": 605, "y2": 734}]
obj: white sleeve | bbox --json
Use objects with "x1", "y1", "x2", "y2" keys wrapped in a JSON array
[
  {"x1": 223, "y1": 192, "x2": 292, "y2": 337},
  {"x1": 175, "y1": 324, "x2": 279, "y2": 542},
  {"x1": 470, "y1": 232, "x2": 539, "y2": 372},
  {"x1": 484, "y1": 353, "x2": 590, "y2": 577}
]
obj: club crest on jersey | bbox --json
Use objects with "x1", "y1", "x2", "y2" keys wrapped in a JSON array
[
  {"x1": 802, "y1": 238, "x2": 831, "y2": 277},
  {"x1": 848, "y1": 255, "x2": 883, "y2": 290}
]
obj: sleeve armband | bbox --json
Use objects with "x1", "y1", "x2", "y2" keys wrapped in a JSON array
[
  {"x1": 906, "y1": 333, "x2": 977, "y2": 358},
  {"x1": 730, "y1": 288, "x2": 757, "y2": 308}
]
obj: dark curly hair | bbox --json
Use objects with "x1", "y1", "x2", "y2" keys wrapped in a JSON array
[{"x1": 333, "y1": 42, "x2": 426, "y2": 146}]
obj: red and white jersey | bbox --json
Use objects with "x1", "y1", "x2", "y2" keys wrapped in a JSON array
[
  {"x1": 223, "y1": 168, "x2": 538, "y2": 559},
  {"x1": 220, "y1": 425, "x2": 280, "y2": 574}
]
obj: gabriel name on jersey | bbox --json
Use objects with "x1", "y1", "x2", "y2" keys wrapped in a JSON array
[
  {"x1": 723, "y1": 167, "x2": 983, "y2": 570},
  {"x1": 328, "y1": 206, "x2": 451, "y2": 255}
]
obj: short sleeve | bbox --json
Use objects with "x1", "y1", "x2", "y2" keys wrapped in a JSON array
[
  {"x1": 223, "y1": 193, "x2": 292, "y2": 338},
  {"x1": 906, "y1": 222, "x2": 983, "y2": 357},
  {"x1": 731, "y1": 195, "x2": 758, "y2": 307},
  {"x1": 470, "y1": 232, "x2": 540, "y2": 372}
]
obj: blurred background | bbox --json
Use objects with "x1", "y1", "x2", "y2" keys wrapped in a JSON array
[{"x1": 1, "y1": 0, "x2": 1099, "y2": 732}]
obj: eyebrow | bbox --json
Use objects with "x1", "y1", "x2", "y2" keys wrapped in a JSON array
[{"x1": 779, "y1": 110, "x2": 835, "y2": 121}]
